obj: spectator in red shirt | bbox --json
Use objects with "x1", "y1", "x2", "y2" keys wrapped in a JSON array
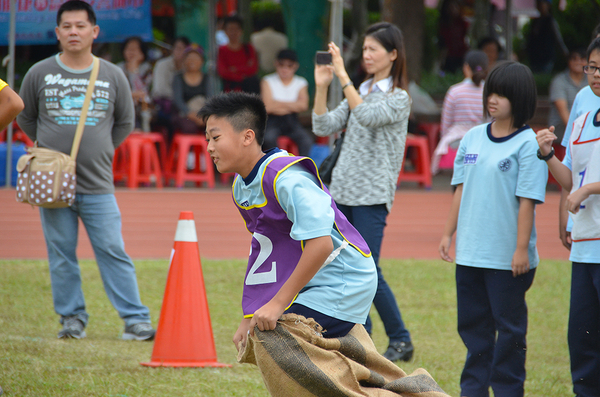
[{"x1": 217, "y1": 15, "x2": 260, "y2": 94}]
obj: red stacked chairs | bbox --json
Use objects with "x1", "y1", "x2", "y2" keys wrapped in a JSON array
[
  {"x1": 165, "y1": 133, "x2": 215, "y2": 188},
  {"x1": 398, "y1": 134, "x2": 432, "y2": 189},
  {"x1": 113, "y1": 132, "x2": 165, "y2": 189}
]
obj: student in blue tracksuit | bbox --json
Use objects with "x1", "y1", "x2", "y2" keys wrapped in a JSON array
[{"x1": 439, "y1": 61, "x2": 548, "y2": 397}]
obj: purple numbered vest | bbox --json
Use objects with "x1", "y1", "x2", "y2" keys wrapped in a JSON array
[{"x1": 234, "y1": 155, "x2": 371, "y2": 317}]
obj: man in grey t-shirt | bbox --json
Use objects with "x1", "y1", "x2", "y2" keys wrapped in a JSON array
[{"x1": 17, "y1": 0, "x2": 154, "y2": 341}]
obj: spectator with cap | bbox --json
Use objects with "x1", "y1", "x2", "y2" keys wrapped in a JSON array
[{"x1": 261, "y1": 49, "x2": 313, "y2": 156}]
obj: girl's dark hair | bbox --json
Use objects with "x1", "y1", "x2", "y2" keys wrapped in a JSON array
[
  {"x1": 57, "y1": 0, "x2": 96, "y2": 26},
  {"x1": 363, "y1": 22, "x2": 408, "y2": 91},
  {"x1": 483, "y1": 61, "x2": 537, "y2": 128},
  {"x1": 198, "y1": 92, "x2": 267, "y2": 145},
  {"x1": 121, "y1": 36, "x2": 148, "y2": 62},
  {"x1": 587, "y1": 37, "x2": 600, "y2": 61},
  {"x1": 464, "y1": 50, "x2": 489, "y2": 87}
]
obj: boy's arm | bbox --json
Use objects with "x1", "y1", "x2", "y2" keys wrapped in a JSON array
[
  {"x1": 439, "y1": 183, "x2": 462, "y2": 262},
  {"x1": 512, "y1": 197, "x2": 535, "y2": 277},
  {"x1": 233, "y1": 317, "x2": 252, "y2": 352},
  {"x1": 536, "y1": 127, "x2": 572, "y2": 190},
  {"x1": 250, "y1": 235, "x2": 333, "y2": 333},
  {"x1": 559, "y1": 189, "x2": 572, "y2": 250},
  {"x1": 0, "y1": 83, "x2": 24, "y2": 131},
  {"x1": 566, "y1": 182, "x2": 600, "y2": 214}
]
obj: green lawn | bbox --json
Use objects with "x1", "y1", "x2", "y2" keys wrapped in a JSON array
[{"x1": 0, "y1": 258, "x2": 573, "y2": 396}]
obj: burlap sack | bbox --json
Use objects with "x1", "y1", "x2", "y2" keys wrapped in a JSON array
[{"x1": 238, "y1": 314, "x2": 451, "y2": 397}]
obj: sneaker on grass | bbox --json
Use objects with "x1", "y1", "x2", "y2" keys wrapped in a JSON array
[
  {"x1": 58, "y1": 316, "x2": 86, "y2": 339},
  {"x1": 122, "y1": 322, "x2": 155, "y2": 341}
]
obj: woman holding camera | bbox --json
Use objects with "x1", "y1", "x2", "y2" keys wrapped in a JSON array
[{"x1": 312, "y1": 22, "x2": 413, "y2": 362}]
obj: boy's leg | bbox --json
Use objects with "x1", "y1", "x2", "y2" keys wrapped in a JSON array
[
  {"x1": 456, "y1": 265, "x2": 494, "y2": 397},
  {"x1": 77, "y1": 194, "x2": 151, "y2": 326},
  {"x1": 487, "y1": 268, "x2": 536, "y2": 397},
  {"x1": 40, "y1": 204, "x2": 89, "y2": 327},
  {"x1": 569, "y1": 262, "x2": 600, "y2": 397},
  {"x1": 285, "y1": 303, "x2": 355, "y2": 338}
]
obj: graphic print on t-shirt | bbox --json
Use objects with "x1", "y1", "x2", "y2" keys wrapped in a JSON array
[{"x1": 43, "y1": 73, "x2": 111, "y2": 127}]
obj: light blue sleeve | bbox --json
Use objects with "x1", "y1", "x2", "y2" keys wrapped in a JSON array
[
  {"x1": 562, "y1": 141, "x2": 572, "y2": 171},
  {"x1": 275, "y1": 165, "x2": 335, "y2": 241},
  {"x1": 451, "y1": 130, "x2": 468, "y2": 186},
  {"x1": 515, "y1": 136, "x2": 548, "y2": 203},
  {"x1": 562, "y1": 90, "x2": 583, "y2": 147}
]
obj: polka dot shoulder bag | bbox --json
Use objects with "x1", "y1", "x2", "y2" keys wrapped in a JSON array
[{"x1": 15, "y1": 57, "x2": 99, "y2": 208}]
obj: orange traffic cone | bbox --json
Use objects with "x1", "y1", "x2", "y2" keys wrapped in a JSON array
[{"x1": 141, "y1": 211, "x2": 230, "y2": 367}]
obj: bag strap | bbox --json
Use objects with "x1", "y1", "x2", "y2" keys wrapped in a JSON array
[{"x1": 70, "y1": 56, "x2": 100, "y2": 159}]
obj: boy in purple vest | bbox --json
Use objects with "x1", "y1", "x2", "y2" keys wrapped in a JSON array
[{"x1": 198, "y1": 92, "x2": 377, "y2": 351}]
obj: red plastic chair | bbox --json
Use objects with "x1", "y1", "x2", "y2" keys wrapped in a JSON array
[
  {"x1": 0, "y1": 124, "x2": 35, "y2": 147},
  {"x1": 416, "y1": 122, "x2": 441, "y2": 158},
  {"x1": 165, "y1": 133, "x2": 215, "y2": 188},
  {"x1": 114, "y1": 133, "x2": 164, "y2": 189},
  {"x1": 398, "y1": 135, "x2": 432, "y2": 189},
  {"x1": 277, "y1": 136, "x2": 299, "y2": 155}
]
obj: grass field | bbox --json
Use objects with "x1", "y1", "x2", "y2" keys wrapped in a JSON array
[{"x1": 0, "y1": 258, "x2": 573, "y2": 396}]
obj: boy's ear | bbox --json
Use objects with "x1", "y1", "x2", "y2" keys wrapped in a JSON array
[{"x1": 241, "y1": 128, "x2": 257, "y2": 146}]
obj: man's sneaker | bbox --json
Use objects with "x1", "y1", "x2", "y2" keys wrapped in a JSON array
[
  {"x1": 383, "y1": 341, "x2": 414, "y2": 362},
  {"x1": 57, "y1": 317, "x2": 86, "y2": 339},
  {"x1": 122, "y1": 323, "x2": 155, "y2": 341}
]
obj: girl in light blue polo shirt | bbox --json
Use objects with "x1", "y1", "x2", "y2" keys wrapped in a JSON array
[{"x1": 439, "y1": 61, "x2": 548, "y2": 397}]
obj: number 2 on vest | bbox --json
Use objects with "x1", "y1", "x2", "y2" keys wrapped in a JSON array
[
  {"x1": 578, "y1": 168, "x2": 587, "y2": 209},
  {"x1": 245, "y1": 232, "x2": 277, "y2": 285}
]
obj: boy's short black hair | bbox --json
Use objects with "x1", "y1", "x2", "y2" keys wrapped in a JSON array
[
  {"x1": 277, "y1": 49, "x2": 298, "y2": 63},
  {"x1": 569, "y1": 47, "x2": 586, "y2": 59},
  {"x1": 587, "y1": 37, "x2": 600, "y2": 61},
  {"x1": 57, "y1": 0, "x2": 96, "y2": 26},
  {"x1": 199, "y1": 92, "x2": 267, "y2": 145},
  {"x1": 483, "y1": 61, "x2": 537, "y2": 128}
]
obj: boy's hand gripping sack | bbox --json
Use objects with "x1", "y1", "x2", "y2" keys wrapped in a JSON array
[{"x1": 14, "y1": 57, "x2": 99, "y2": 208}]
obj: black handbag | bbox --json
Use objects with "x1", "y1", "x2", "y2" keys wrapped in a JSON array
[{"x1": 318, "y1": 132, "x2": 344, "y2": 185}]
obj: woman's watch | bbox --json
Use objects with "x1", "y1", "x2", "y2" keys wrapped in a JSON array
[{"x1": 537, "y1": 147, "x2": 555, "y2": 161}]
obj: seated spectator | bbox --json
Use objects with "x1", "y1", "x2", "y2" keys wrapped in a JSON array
[
  {"x1": 151, "y1": 36, "x2": 190, "y2": 136},
  {"x1": 172, "y1": 44, "x2": 209, "y2": 136},
  {"x1": 251, "y1": 20, "x2": 288, "y2": 73},
  {"x1": 217, "y1": 15, "x2": 260, "y2": 94},
  {"x1": 477, "y1": 36, "x2": 502, "y2": 69},
  {"x1": 549, "y1": 48, "x2": 588, "y2": 143},
  {"x1": 261, "y1": 49, "x2": 312, "y2": 156},
  {"x1": 432, "y1": 50, "x2": 489, "y2": 174},
  {"x1": 117, "y1": 36, "x2": 153, "y2": 131}
]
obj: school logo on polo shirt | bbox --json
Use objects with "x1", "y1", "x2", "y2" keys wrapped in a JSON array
[
  {"x1": 464, "y1": 154, "x2": 478, "y2": 164},
  {"x1": 498, "y1": 158, "x2": 512, "y2": 172}
]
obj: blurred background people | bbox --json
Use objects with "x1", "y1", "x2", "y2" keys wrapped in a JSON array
[
  {"x1": 432, "y1": 50, "x2": 489, "y2": 174},
  {"x1": 549, "y1": 48, "x2": 588, "y2": 143},
  {"x1": 526, "y1": 0, "x2": 568, "y2": 73},
  {"x1": 438, "y1": 0, "x2": 469, "y2": 73},
  {"x1": 172, "y1": 44, "x2": 209, "y2": 136},
  {"x1": 117, "y1": 36, "x2": 153, "y2": 131},
  {"x1": 151, "y1": 36, "x2": 190, "y2": 137},
  {"x1": 251, "y1": 21, "x2": 288, "y2": 74},
  {"x1": 477, "y1": 36, "x2": 503, "y2": 69},
  {"x1": 261, "y1": 49, "x2": 312, "y2": 156},
  {"x1": 217, "y1": 15, "x2": 260, "y2": 94}
]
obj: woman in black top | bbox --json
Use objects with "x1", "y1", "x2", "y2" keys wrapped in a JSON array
[{"x1": 172, "y1": 44, "x2": 208, "y2": 136}]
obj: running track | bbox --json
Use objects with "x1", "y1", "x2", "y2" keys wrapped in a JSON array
[{"x1": 0, "y1": 187, "x2": 569, "y2": 261}]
